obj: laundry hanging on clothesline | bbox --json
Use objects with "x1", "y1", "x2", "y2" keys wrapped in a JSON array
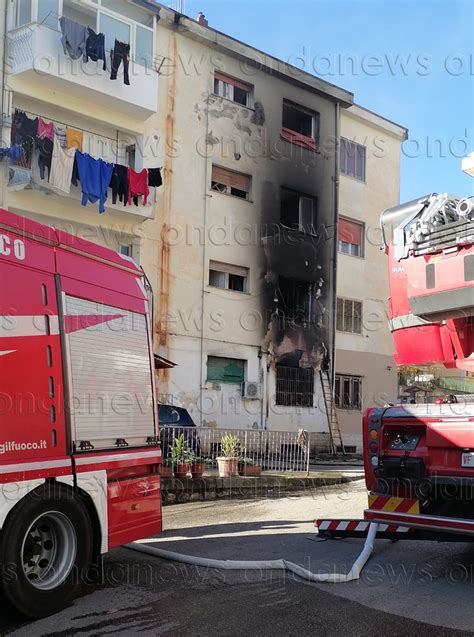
[
  {"x1": 10, "y1": 109, "x2": 163, "y2": 213},
  {"x1": 59, "y1": 17, "x2": 131, "y2": 85},
  {"x1": 0, "y1": 145, "x2": 24, "y2": 161}
]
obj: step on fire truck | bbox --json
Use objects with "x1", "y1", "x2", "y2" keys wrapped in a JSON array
[
  {"x1": 0, "y1": 209, "x2": 162, "y2": 617},
  {"x1": 318, "y1": 188, "x2": 474, "y2": 541}
]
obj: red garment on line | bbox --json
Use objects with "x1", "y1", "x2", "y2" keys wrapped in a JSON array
[
  {"x1": 127, "y1": 168, "x2": 149, "y2": 205},
  {"x1": 38, "y1": 117, "x2": 54, "y2": 141}
]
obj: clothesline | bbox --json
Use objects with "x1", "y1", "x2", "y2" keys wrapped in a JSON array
[
  {"x1": 13, "y1": 108, "x2": 163, "y2": 171},
  {"x1": 16, "y1": 108, "x2": 119, "y2": 144}
]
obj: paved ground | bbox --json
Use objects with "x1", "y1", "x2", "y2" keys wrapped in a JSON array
[{"x1": 2, "y1": 481, "x2": 474, "y2": 635}]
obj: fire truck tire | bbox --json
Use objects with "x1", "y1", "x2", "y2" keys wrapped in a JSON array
[{"x1": 0, "y1": 483, "x2": 94, "y2": 618}]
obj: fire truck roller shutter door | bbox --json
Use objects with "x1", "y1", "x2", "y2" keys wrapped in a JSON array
[{"x1": 64, "y1": 296, "x2": 155, "y2": 450}]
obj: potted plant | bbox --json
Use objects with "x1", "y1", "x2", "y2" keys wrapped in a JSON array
[
  {"x1": 170, "y1": 433, "x2": 191, "y2": 479},
  {"x1": 217, "y1": 434, "x2": 240, "y2": 477},
  {"x1": 161, "y1": 458, "x2": 173, "y2": 478},
  {"x1": 190, "y1": 455, "x2": 206, "y2": 479},
  {"x1": 238, "y1": 457, "x2": 262, "y2": 477}
]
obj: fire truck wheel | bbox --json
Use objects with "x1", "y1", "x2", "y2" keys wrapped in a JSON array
[{"x1": 0, "y1": 483, "x2": 93, "y2": 618}]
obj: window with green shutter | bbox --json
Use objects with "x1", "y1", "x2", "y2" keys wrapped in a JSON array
[{"x1": 207, "y1": 356, "x2": 245, "y2": 384}]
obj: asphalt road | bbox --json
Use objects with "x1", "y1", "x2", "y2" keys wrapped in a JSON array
[{"x1": 2, "y1": 481, "x2": 474, "y2": 636}]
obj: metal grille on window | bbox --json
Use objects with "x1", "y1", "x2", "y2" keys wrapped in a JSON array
[{"x1": 276, "y1": 366, "x2": 314, "y2": 407}]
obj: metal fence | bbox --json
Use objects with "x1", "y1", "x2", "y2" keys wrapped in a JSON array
[{"x1": 160, "y1": 426, "x2": 331, "y2": 473}]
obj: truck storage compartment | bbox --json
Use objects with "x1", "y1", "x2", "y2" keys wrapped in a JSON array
[{"x1": 65, "y1": 296, "x2": 155, "y2": 451}]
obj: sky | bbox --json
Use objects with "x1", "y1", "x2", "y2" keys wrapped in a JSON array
[{"x1": 164, "y1": 0, "x2": 473, "y2": 202}]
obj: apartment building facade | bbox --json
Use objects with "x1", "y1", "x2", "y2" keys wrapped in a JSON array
[
  {"x1": 1, "y1": 0, "x2": 405, "y2": 445},
  {"x1": 335, "y1": 105, "x2": 408, "y2": 452}
]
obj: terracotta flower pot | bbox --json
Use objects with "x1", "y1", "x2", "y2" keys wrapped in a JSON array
[
  {"x1": 191, "y1": 463, "x2": 205, "y2": 479},
  {"x1": 161, "y1": 465, "x2": 173, "y2": 478},
  {"x1": 175, "y1": 463, "x2": 191, "y2": 479},
  {"x1": 217, "y1": 457, "x2": 238, "y2": 477}
]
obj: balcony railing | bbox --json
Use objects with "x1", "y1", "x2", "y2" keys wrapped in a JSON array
[{"x1": 7, "y1": 23, "x2": 158, "y2": 120}]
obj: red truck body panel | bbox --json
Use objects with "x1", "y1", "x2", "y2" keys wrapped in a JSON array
[{"x1": 0, "y1": 208, "x2": 161, "y2": 546}]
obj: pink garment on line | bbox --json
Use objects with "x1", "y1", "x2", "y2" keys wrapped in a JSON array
[
  {"x1": 127, "y1": 168, "x2": 149, "y2": 205},
  {"x1": 37, "y1": 118, "x2": 54, "y2": 141}
]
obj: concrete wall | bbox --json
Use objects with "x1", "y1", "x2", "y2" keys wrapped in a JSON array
[
  {"x1": 152, "y1": 15, "x2": 343, "y2": 433},
  {"x1": 336, "y1": 105, "x2": 406, "y2": 451}
]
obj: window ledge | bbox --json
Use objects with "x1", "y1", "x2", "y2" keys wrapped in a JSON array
[
  {"x1": 207, "y1": 285, "x2": 251, "y2": 296},
  {"x1": 340, "y1": 172, "x2": 366, "y2": 184},
  {"x1": 209, "y1": 189, "x2": 253, "y2": 203},
  {"x1": 211, "y1": 93, "x2": 255, "y2": 113},
  {"x1": 336, "y1": 330, "x2": 364, "y2": 336},
  {"x1": 337, "y1": 251, "x2": 365, "y2": 260},
  {"x1": 280, "y1": 130, "x2": 319, "y2": 153}
]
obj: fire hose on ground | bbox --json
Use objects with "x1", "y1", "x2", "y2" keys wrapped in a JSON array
[{"x1": 126, "y1": 522, "x2": 378, "y2": 584}]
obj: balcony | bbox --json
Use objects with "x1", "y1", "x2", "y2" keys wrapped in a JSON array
[
  {"x1": 7, "y1": 23, "x2": 158, "y2": 122},
  {"x1": 8, "y1": 160, "x2": 155, "y2": 221}
]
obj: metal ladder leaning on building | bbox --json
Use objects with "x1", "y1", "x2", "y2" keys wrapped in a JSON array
[{"x1": 320, "y1": 369, "x2": 345, "y2": 455}]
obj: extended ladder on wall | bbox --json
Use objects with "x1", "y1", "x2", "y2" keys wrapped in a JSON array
[{"x1": 320, "y1": 369, "x2": 345, "y2": 456}]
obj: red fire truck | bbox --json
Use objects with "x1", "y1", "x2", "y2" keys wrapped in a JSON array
[
  {"x1": 0, "y1": 209, "x2": 162, "y2": 617},
  {"x1": 318, "y1": 191, "x2": 474, "y2": 540}
]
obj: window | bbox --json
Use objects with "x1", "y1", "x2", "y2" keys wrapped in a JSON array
[
  {"x1": 207, "y1": 356, "x2": 245, "y2": 384},
  {"x1": 14, "y1": 0, "x2": 32, "y2": 27},
  {"x1": 126, "y1": 144, "x2": 136, "y2": 170},
  {"x1": 211, "y1": 166, "x2": 251, "y2": 200},
  {"x1": 336, "y1": 298, "x2": 362, "y2": 334},
  {"x1": 335, "y1": 374, "x2": 362, "y2": 410},
  {"x1": 16, "y1": 0, "x2": 156, "y2": 67},
  {"x1": 281, "y1": 100, "x2": 319, "y2": 151},
  {"x1": 338, "y1": 217, "x2": 364, "y2": 257},
  {"x1": 280, "y1": 188, "x2": 317, "y2": 233},
  {"x1": 38, "y1": 0, "x2": 59, "y2": 29},
  {"x1": 214, "y1": 72, "x2": 253, "y2": 107},
  {"x1": 276, "y1": 365, "x2": 314, "y2": 407},
  {"x1": 119, "y1": 244, "x2": 131, "y2": 256},
  {"x1": 340, "y1": 138, "x2": 366, "y2": 181},
  {"x1": 209, "y1": 261, "x2": 248, "y2": 293}
]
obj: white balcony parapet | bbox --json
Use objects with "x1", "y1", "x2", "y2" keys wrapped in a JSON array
[{"x1": 7, "y1": 24, "x2": 158, "y2": 121}]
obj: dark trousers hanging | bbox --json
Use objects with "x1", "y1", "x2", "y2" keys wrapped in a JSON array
[{"x1": 110, "y1": 40, "x2": 130, "y2": 85}]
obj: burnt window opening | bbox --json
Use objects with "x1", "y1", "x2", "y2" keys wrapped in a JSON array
[
  {"x1": 281, "y1": 100, "x2": 319, "y2": 151},
  {"x1": 336, "y1": 298, "x2": 362, "y2": 334},
  {"x1": 281, "y1": 188, "x2": 317, "y2": 233},
  {"x1": 211, "y1": 165, "x2": 251, "y2": 200},
  {"x1": 209, "y1": 261, "x2": 248, "y2": 293},
  {"x1": 276, "y1": 365, "x2": 314, "y2": 407},
  {"x1": 214, "y1": 71, "x2": 253, "y2": 108},
  {"x1": 335, "y1": 374, "x2": 362, "y2": 410},
  {"x1": 275, "y1": 276, "x2": 316, "y2": 325},
  {"x1": 340, "y1": 138, "x2": 366, "y2": 181}
]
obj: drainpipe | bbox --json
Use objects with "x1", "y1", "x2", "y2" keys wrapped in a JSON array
[
  {"x1": 0, "y1": 0, "x2": 9, "y2": 208},
  {"x1": 330, "y1": 102, "x2": 341, "y2": 394},
  {"x1": 199, "y1": 94, "x2": 211, "y2": 426}
]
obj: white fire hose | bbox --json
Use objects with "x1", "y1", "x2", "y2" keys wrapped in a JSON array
[{"x1": 127, "y1": 522, "x2": 378, "y2": 584}]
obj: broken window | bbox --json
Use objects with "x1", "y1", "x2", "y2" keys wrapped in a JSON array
[
  {"x1": 336, "y1": 298, "x2": 362, "y2": 334},
  {"x1": 335, "y1": 374, "x2": 362, "y2": 410},
  {"x1": 281, "y1": 100, "x2": 319, "y2": 151},
  {"x1": 280, "y1": 188, "x2": 317, "y2": 233},
  {"x1": 338, "y1": 217, "x2": 364, "y2": 257},
  {"x1": 340, "y1": 138, "x2": 366, "y2": 181},
  {"x1": 207, "y1": 356, "x2": 245, "y2": 384},
  {"x1": 209, "y1": 261, "x2": 249, "y2": 293},
  {"x1": 276, "y1": 276, "x2": 315, "y2": 324},
  {"x1": 276, "y1": 365, "x2": 314, "y2": 407},
  {"x1": 211, "y1": 165, "x2": 251, "y2": 200},
  {"x1": 214, "y1": 71, "x2": 253, "y2": 107}
]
